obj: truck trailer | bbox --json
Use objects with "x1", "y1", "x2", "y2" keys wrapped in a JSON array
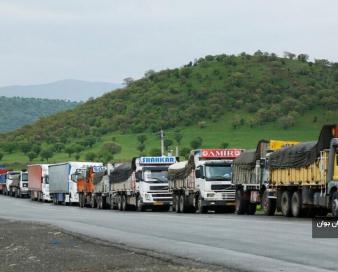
[
  {"x1": 267, "y1": 124, "x2": 338, "y2": 218},
  {"x1": 110, "y1": 156, "x2": 176, "y2": 211},
  {"x1": 232, "y1": 140, "x2": 299, "y2": 215},
  {"x1": 168, "y1": 149, "x2": 243, "y2": 213},
  {"x1": 49, "y1": 161, "x2": 103, "y2": 205},
  {"x1": 28, "y1": 164, "x2": 51, "y2": 202}
]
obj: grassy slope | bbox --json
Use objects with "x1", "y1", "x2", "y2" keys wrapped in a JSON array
[{"x1": 2, "y1": 108, "x2": 335, "y2": 168}]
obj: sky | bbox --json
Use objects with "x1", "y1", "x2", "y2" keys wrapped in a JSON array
[{"x1": 0, "y1": 0, "x2": 338, "y2": 87}]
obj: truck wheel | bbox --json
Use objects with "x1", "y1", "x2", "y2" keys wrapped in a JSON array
[
  {"x1": 136, "y1": 197, "x2": 145, "y2": 212},
  {"x1": 262, "y1": 191, "x2": 276, "y2": 216},
  {"x1": 175, "y1": 195, "x2": 181, "y2": 213},
  {"x1": 79, "y1": 194, "x2": 84, "y2": 208},
  {"x1": 331, "y1": 192, "x2": 338, "y2": 219},
  {"x1": 291, "y1": 191, "x2": 302, "y2": 217},
  {"x1": 235, "y1": 190, "x2": 247, "y2": 215},
  {"x1": 196, "y1": 195, "x2": 207, "y2": 214},
  {"x1": 121, "y1": 195, "x2": 127, "y2": 211},
  {"x1": 117, "y1": 195, "x2": 122, "y2": 210},
  {"x1": 179, "y1": 194, "x2": 186, "y2": 213},
  {"x1": 90, "y1": 196, "x2": 96, "y2": 208},
  {"x1": 97, "y1": 196, "x2": 102, "y2": 209},
  {"x1": 281, "y1": 190, "x2": 292, "y2": 217},
  {"x1": 247, "y1": 203, "x2": 257, "y2": 215}
]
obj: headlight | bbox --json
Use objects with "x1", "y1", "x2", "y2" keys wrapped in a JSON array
[
  {"x1": 207, "y1": 193, "x2": 215, "y2": 198},
  {"x1": 144, "y1": 193, "x2": 151, "y2": 200}
]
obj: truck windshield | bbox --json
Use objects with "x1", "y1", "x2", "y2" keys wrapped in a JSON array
[
  {"x1": 205, "y1": 165, "x2": 232, "y2": 181},
  {"x1": 143, "y1": 170, "x2": 168, "y2": 183},
  {"x1": 21, "y1": 173, "x2": 28, "y2": 182}
]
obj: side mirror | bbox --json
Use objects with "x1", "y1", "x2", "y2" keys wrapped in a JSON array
[
  {"x1": 195, "y1": 169, "x2": 201, "y2": 179},
  {"x1": 135, "y1": 171, "x2": 142, "y2": 182},
  {"x1": 71, "y1": 174, "x2": 78, "y2": 182}
]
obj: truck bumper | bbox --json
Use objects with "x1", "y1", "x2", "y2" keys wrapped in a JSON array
[
  {"x1": 202, "y1": 199, "x2": 236, "y2": 207},
  {"x1": 143, "y1": 201, "x2": 172, "y2": 207}
]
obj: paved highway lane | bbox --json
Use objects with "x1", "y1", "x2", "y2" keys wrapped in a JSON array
[{"x1": 0, "y1": 196, "x2": 337, "y2": 272}]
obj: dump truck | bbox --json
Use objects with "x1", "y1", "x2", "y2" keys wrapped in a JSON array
[
  {"x1": 266, "y1": 124, "x2": 338, "y2": 218},
  {"x1": 232, "y1": 140, "x2": 299, "y2": 215},
  {"x1": 49, "y1": 161, "x2": 103, "y2": 205},
  {"x1": 168, "y1": 149, "x2": 243, "y2": 213},
  {"x1": 28, "y1": 164, "x2": 51, "y2": 202},
  {"x1": 0, "y1": 166, "x2": 7, "y2": 194},
  {"x1": 110, "y1": 156, "x2": 176, "y2": 211},
  {"x1": 5, "y1": 171, "x2": 29, "y2": 198},
  {"x1": 74, "y1": 165, "x2": 107, "y2": 208}
]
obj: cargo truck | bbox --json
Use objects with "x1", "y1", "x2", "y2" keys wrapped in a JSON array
[
  {"x1": 5, "y1": 171, "x2": 29, "y2": 198},
  {"x1": 232, "y1": 140, "x2": 299, "y2": 215},
  {"x1": 28, "y1": 164, "x2": 51, "y2": 202},
  {"x1": 49, "y1": 162, "x2": 103, "y2": 205},
  {"x1": 0, "y1": 166, "x2": 7, "y2": 194},
  {"x1": 266, "y1": 124, "x2": 338, "y2": 218},
  {"x1": 110, "y1": 156, "x2": 176, "y2": 211},
  {"x1": 168, "y1": 149, "x2": 243, "y2": 213},
  {"x1": 74, "y1": 165, "x2": 107, "y2": 208}
]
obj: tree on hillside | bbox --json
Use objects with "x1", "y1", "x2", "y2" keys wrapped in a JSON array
[
  {"x1": 123, "y1": 77, "x2": 134, "y2": 86},
  {"x1": 190, "y1": 137, "x2": 203, "y2": 149},
  {"x1": 297, "y1": 54, "x2": 309, "y2": 62},
  {"x1": 65, "y1": 146, "x2": 75, "y2": 158},
  {"x1": 20, "y1": 142, "x2": 32, "y2": 155},
  {"x1": 137, "y1": 134, "x2": 147, "y2": 144},
  {"x1": 85, "y1": 152, "x2": 97, "y2": 161},
  {"x1": 284, "y1": 51, "x2": 296, "y2": 60},
  {"x1": 0, "y1": 152, "x2": 3, "y2": 161},
  {"x1": 278, "y1": 115, "x2": 295, "y2": 130},
  {"x1": 27, "y1": 152, "x2": 38, "y2": 162},
  {"x1": 137, "y1": 143, "x2": 145, "y2": 154},
  {"x1": 180, "y1": 147, "x2": 191, "y2": 159},
  {"x1": 40, "y1": 148, "x2": 54, "y2": 162}
]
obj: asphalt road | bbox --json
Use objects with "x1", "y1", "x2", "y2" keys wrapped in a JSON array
[{"x1": 0, "y1": 196, "x2": 337, "y2": 272}]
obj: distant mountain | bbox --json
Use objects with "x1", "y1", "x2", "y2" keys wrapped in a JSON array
[
  {"x1": 0, "y1": 96, "x2": 79, "y2": 132},
  {"x1": 0, "y1": 79, "x2": 122, "y2": 101}
]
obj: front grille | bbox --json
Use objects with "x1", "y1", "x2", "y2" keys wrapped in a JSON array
[
  {"x1": 151, "y1": 193, "x2": 172, "y2": 198},
  {"x1": 221, "y1": 190, "x2": 236, "y2": 200},
  {"x1": 150, "y1": 185, "x2": 168, "y2": 190},
  {"x1": 211, "y1": 184, "x2": 233, "y2": 191}
]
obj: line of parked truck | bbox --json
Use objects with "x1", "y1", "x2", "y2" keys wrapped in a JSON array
[{"x1": 0, "y1": 124, "x2": 337, "y2": 218}]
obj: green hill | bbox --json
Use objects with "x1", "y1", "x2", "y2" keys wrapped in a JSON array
[
  {"x1": 0, "y1": 96, "x2": 78, "y2": 132},
  {"x1": 0, "y1": 51, "x2": 337, "y2": 168}
]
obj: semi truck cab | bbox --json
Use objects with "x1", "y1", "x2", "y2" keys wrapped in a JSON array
[
  {"x1": 135, "y1": 157, "x2": 177, "y2": 210},
  {"x1": 195, "y1": 160, "x2": 235, "y2": 205}
]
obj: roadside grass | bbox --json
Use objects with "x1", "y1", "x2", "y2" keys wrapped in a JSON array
[{"x1": 1, "y1": 108, "x2": 336, "y2": 168}]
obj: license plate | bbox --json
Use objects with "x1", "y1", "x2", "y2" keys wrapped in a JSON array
[{"x1": 153, "y1": 201, "x2": 163, "y2": 206}]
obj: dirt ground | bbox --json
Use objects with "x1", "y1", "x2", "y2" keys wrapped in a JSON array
[{"x1": 0, "y1": 219, "x2": 224, "y2": 272}]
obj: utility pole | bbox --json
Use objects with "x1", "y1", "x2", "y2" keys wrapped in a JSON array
[{"x1": 160, "y1": 129, "x2": 164, "y2": 156}]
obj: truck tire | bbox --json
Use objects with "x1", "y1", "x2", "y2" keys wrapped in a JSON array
[
  {"x1": 136, "y1": 196, "x2": 145, "y2": 212},
  {"x1": 235, "y1": 190, "x2": 247, "y2": 215},
  {"x1": 121, "y1": 195, "x2": 127, "y2": 211},
  {"x1": 247, "y1": 203, "x2": 257, "y2": 215},
  {"x1": 90, "y1": 196, "x2": 96, "y2": 208},
  {"x1": 79, "y1": 194, "x2": 84, "y2": 208},
  {"x1": 97, "y1": 196, "x2": 102, "y2": 209},
  {"x1": 291, "y1": 191, "x2": 302, "y2": 217},
  {"x1": 331, "y1": 192, "x2": 338, "y2": 219},
  {"x1": 175, "y1": 195, "x2": 180, "y2": 213},
  {"x1": 262, "y1": 191, "x2": 276, "y2": 216},
  {"x1": 179, "y1": 194, "x2": 187, "y2": 213},
  {"x1": 196, "y1": 195, "x2": 207, "y2": 214},
  {"x1": 281, "y1": 190, "x2": 292, "y2": 217},
  {"x1": 117, "y1": 195, "x2": 122, "y2": 211}
]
